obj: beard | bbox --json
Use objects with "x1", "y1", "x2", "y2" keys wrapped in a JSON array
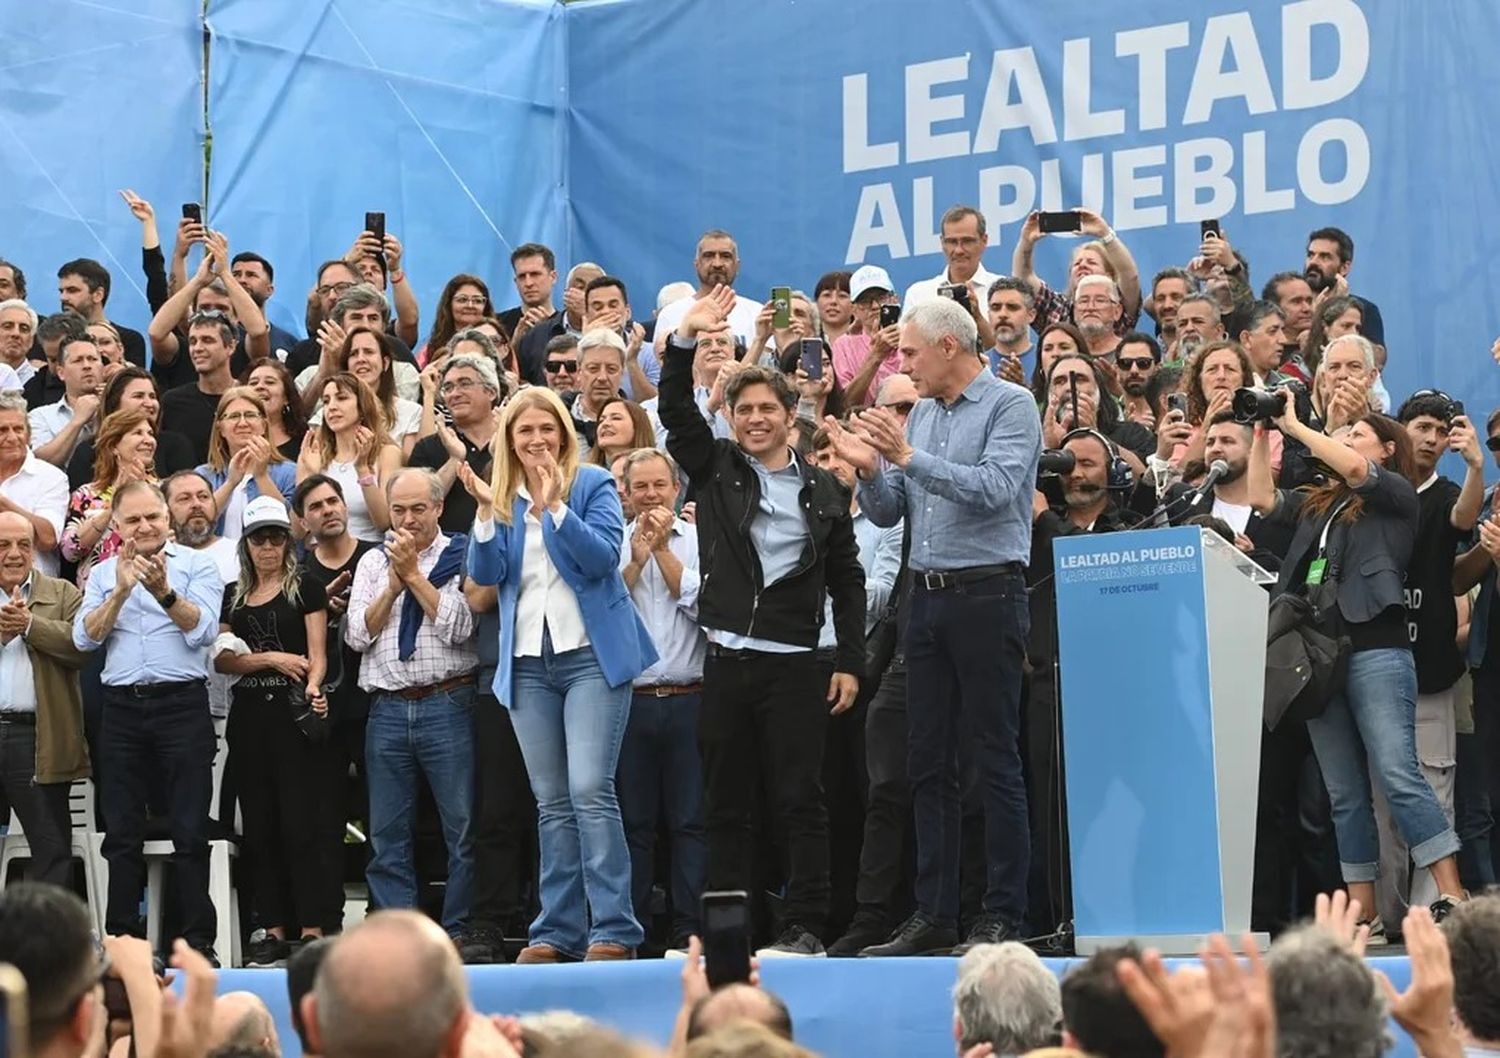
[
  {"x1": 1304, "y1": 266, "x2": 1334, "y2": 293},
  {"x1": 1077, "y1": 318, "x2": 1111, "y2": 341},
  {"x1": 1064, "y1": 482, "x2": 1106, "y2": 509},
  {"x1": 174, "y1": 516, "x2": 214, "y2": 548},
  {"x1": 993, "y1": 323, "x2": 1023, "y2": 346},
  {"x1": 1123, "y1": 378, "x2": 1148, "y2": 398}
]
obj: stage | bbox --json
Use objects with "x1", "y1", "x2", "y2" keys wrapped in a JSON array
[{"x1": 221, "y1": 953, "x2": 1424, "y2": 1058}]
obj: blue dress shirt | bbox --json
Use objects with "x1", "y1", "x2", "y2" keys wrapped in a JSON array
[
  {"x1": 859, "y1": 370, "x2": 1040, "y2": 570},
  {"x1": 72, "y1": 542, "x2": 224, "y2": 685}
]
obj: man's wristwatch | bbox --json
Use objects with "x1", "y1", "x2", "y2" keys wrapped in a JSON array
[{"x1": 156, "y1": 590, "x2": 179, "y2": 610}]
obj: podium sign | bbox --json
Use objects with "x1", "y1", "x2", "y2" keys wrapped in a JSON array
[{"x1": 1053, "y1": 526, "x2": 1270, "y2": 953}]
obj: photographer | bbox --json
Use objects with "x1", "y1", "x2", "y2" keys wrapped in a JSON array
[
  {"x1": 1040, "y1": 354, "x2": 1153, "y2": 478},
  {"x1": 1251, "y1": 396, "x2": 1465, "y2": 935}
]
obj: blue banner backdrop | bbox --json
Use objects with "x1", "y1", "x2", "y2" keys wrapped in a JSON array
[
  {"x1": 566, "y1": 0, "x2": 1500, "y2": 418},
  {"x1": 0, "y1": 0, "x2": 204, "y2": 334},
  {"x1": 204, "y1": 0, "x2": 566, "y2": 345}
]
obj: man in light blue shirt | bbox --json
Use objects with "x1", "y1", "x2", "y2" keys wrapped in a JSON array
[
  {"x1": 824, "y1": 296, "x2": 1040, "y2": 957},
  {"x1": 72, "y1": 480, "x2": 224, "y2": 962}
]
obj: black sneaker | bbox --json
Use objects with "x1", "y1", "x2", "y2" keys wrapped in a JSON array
[
  {"x1": 858, "y1": 912, "x2": 958, "y2": 957},
  {"x1": 826, "y1": 913, "x2": 891, "y2": 958},
  {"x1": 455, "y1": 923, "x2": 506, "y2": 965},
  {"x1": 1429, "y1": 894, "x2": 1463, "y2": 924},
  {"x1": 755, "y1": 924, "x2": 826, "y2": 958},
  {"x1": 952, "y1": 913, "x2": 1021, "y2": 956},
  {"x1": 244, "y1": 930, "x2": 289, "y2": 967}
]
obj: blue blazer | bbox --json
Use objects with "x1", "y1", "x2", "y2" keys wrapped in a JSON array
[
  {"x1": 195, "y1": 462, "x2": 299, "y2": 534},
  {"x1": 468, "y1": 463, "x2": 658, "y2": 707}
]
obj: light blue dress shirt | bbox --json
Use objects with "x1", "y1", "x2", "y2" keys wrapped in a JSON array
[
  {"x1": 859, "y1": 371, "x2": 1040, "y2": 570},
  {"x1": 72, "y1": 542, "x2": 224, "y2": 685},
  {"x1": 818, "y1": 509, "x2": 902, "y2": 648}
]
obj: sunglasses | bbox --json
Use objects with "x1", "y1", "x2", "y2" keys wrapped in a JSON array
[
  {"x1": 1487, "y1": 436, "x2": 1500, "y2": 453},
  {"x1": 546, "y1": 360, "x2": 579, "y2": 374},
  {"x1": 879, "y1": 401, "x2": 915, "y2": 415},
  {"x1": 247, "y1": 529, "x2": 289, "y2": 546},
  {"x1": 1116, "y1": 357, "x2": 1155, "y2": 371}
]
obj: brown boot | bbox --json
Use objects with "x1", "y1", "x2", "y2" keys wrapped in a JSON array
[
  {"x1": 515, "y1": 944, "x2": 564, "y2": 964},
  {"x1": 583, "y1": 943, "x2": 634, "y2": 961}
]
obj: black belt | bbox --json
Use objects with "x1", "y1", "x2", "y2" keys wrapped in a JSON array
[
  {"x1": 0, "y1": 712, "x2": 35, "y2": 725},
  {"x1": 913, "y1": 563, "x2": 1024, "y2": 592},
  {"x1": 707, "y1": 644, "x2": 812, "y2": 661},
  {"x1": 107, "y1": 679, "x2": 205, "y2": 699}
]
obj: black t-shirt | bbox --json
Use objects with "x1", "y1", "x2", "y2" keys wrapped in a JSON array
[
  {"x1": 22, "y1": 368, "x2": 64, "y2": 411},
  {"x1": 221, "y1": 577, "x2": 329, "y2": 691},
  {"x1": 66, "y1": 430, "x2": 198, "y2": 491},
  {"x1": 408, "y1": 431, "x2": 493, "y2": 534},
  {"x1": 1408, "y1": 477, "x2": 1466, "y2": 692},
  {"x1": 117, "y1": 325, "x2": 147, "y2": 369},
  {"x1": 302, "y1": 542, "x2": 376, "y2": 718},
  {"x1": 160, "y1": 384, "x2": 227, "y2": 464}
]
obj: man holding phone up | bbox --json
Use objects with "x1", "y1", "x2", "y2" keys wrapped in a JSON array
[
  {"x1": 831, "y1": 265, "x2": 903, "y2": 406},
  {"x1": 823, "y1": 297, "x2": 1041, "y2": 956}
]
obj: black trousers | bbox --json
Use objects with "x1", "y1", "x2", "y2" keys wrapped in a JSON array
[
  {"x1": 0, "y1": 718, "x2": 72, "y2": 887},
  {"x1": 100, "y1": 683, "x2": 216, "y2": 946},
  {"x1": 1020, "y1": 660, "x2": 1069, "y2": 936},
  {"x1": 851, "y1": 659, "x2": 914, "y2": 923},
  {"x1": 469, "y1": 693, "x2": 537, "y2": 930},
  {"x1": 701, "y1": 648, "x2": 831, "y2": 935},
  {"x1": 228, "y1": 684, "x2": 345, "y2": 934}
]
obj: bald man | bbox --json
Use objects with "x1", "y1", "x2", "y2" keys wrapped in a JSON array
[
  {"x1": 0, "y1": 511, "x2": 90, "y2": 885},
  {"x1": 687, "y1": 984, "x2": 794, "y2": 1043},
  {"x1": 210, "y1": 992, "x2": 281, "y2": 1058},
  {"x1": 303, "y1": 911, "x2": 476, "y2": 1058}
]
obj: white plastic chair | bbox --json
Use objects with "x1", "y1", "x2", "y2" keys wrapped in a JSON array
[
  {"x1": 142, "y1": 728, "x2": 240, "y2": 966},
  {"x1": 0, "y1": 778, "x2": 108, "y2": 935}
]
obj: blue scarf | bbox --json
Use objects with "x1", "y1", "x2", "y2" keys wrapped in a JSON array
[{"x1": 397, "y1": 532, "x2": 468, "y2": 661}]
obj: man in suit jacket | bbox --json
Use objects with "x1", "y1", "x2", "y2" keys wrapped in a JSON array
[{"x1": 0, "y1": 511, "x2": 91, "y2": 886}]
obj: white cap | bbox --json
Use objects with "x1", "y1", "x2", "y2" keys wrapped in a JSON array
[
  {"x1": 849, "y1": 264, "x2": 895, "y2": 302},
  {"x1": 242, "y1": 495, "x2": 292, "y2": 535}
]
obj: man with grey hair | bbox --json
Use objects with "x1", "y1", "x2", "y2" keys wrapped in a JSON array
[
  {"x1": 297, "y1": 283, "x2": 420, "y2": 411},
  {"x1": 1444, "y1": 894, "x2": 1500, "y2": 1056},
  {"x1": 345, "y1": 466, "x2": 478, "y2": 937},
  {"x1": 210, "y1": 991, "x2": 282, "y2": 1058},
  {"x1": 1321, "y1": 332, "x2": 1382, "y2": 428},
  {"x1": 302, "y1": 910, "x2": 473, "y2": 1058},
  {"x1": 1074, "y1": 275, "x2": 1125, "y2": 358},
  {"x1": 573, "y1": 328, "x2": 628, "y2": 449},
  {"x1": 0, "y1": 299, "x2": 37, "y2": 386},
  {"x1": 0, "y1": 391, "x2": 68, "y2": 574},
  {"x1": 825, "y1": 295, "x2": 1041, "y2": 956},
  {"x1": 409, "y1": 353, "x2": 502, "y2": 534},
  {"x1": 618, "y1": 446, "x2": 707, "y2": 948},
  {"x1": 1266, "y1": 925, "x2": 1389, "y2": 1058},
  {"x1": 953, "y1": 942, "x2": 1062, "y2": 1056}
]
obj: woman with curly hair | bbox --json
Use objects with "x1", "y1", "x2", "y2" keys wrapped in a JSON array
[{"x1": 419, "y1": 273, "x2": 493, "y2": 365}]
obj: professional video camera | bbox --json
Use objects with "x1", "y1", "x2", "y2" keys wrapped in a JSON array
[
  {"x1": 1231, "y1": 379, "x2": 1312, "y2": 425},
  {"x1": 1038, "y1": 449, "x2": 1076, "y2": 475}
]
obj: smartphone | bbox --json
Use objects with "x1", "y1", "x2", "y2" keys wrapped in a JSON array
[
  {"x1": 701, "y1": 891, "x2": 751, "y2": 989},
  {"x1": 1451, "y1": 399, "x2": 1466, "y2": 422},
  {"x1": 1037, "y1": 210, "x2": 1082, "y2": 234},
  {"x1": 102, "y1": 974, "x2": 131, "y2": 1023},
  {"x1": 1167, "y1": 392, "x2": 1188, "y2": 416},
  {"x1": 1200, "y1": 219, "x2": 1221, "y2": 239},
  {"x1": 879, "y1": 303, "x2": 901, "y2": 329},
  {"x1": 1069, "y1": 372, "x2": 1079, "y2": 425},
  {"x1": 770, "y1": 286, "x2": 791, "y2": 330},
  {"x1": 181, "y1": 203, "x2": 202, "y2": 224},
  {"x1": 364, "y1": 211, "x2": 387, "y2": 273},
  {"x1": 0, "y1": 964, "x2": 27, "y2": 1058},
  {"x1": 799, "y1": 337, "x2": 824, "y2": 380},
  {"x1": 937, "y1": 283, "x2": 970, "y2": 308}
]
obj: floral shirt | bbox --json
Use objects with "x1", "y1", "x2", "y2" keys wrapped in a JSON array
[{"x1": 61, "y1": 483, "x2": 126, "y2": 591}]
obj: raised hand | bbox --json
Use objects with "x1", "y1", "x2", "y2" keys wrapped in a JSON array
[
  {"x1": 457, "y1": 461, "x2": 494, "y2": 510},
  {"x1": 677, "y1": 285, "x2": 737, "y2": 339},
  {"x1": 1312, "y1": 890, "x2": 1369, "y2": 955},
  {"x1": 1449, "y1": 414, "x2": 1484, "y2": 468},
  {"x1": 534, "y1": 453, "x2": 563, "y2": 511},
  {"x1": 1376, "y1": 905, "x2": 1459, "y2": 1058},
  {"x1": 119, "y1": 189, "x2": 155, "y2": 223},
  {"x1": 821, "y1": 416, "x2": 879, "y2": 479},
  {"x1": 855, "y1": 405, "x2": 914, "y2": 466},
  {"x1": 317, "y1": 319, "x2": 348, "y2": 364},
  {"x1": 436, "y1": 419, "x2": 466, "y2": 462}
]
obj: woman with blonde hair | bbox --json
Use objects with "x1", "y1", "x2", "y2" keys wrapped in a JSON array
[
  {"x1": 197, "y1": 387, "x2": 297, "y2": 539},
  {"x1": 60, "y1": 407, "x2": 158, "y2": 589},
  {"x1": 295, "y1": 372, "x2": 403, "y2": 542},
  {"x1": 462, "y1": 385, "x2": 657, "y2": 963}
]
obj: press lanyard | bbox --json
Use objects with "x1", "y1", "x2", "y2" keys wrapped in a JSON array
[{"x1": 1305, "y1": 499, "x2": 1351, "y2": 586}]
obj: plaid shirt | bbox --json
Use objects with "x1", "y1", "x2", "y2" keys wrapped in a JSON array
[
  {"x1": 345, "y1": 531, "x2": 477, "y2": 692},
  {"x1": 1031, "y1": 279, "x2": 1140, "y2": 337}
]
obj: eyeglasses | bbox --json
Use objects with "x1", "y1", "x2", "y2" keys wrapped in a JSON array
[
  {"x1": 1487, "y1": 435, "x2": 1500, "y2": 453},
  {"x1": 879, "y1": 401, "x2": 915, "y2": 415},
  {"x1": 440, "y1": 378, "x2": 483, "y2": 394},
  {"x1": 316, "y1": 282, "x2": 355, "y2": 298},
  {"x1": 451, "y1": 295, "x2": 487, "y2": 307},
  {"x1": 1117, "y1": 357, "x2": 1156, "y2": 371},
  {"x1": 546, "y1": 360, "x2": 579, "y2": 374},
  {"x1": 247, "y1": 529, "x2": 289, "y2": 546},
  {"x1": 219, "y1": 410, "x2": 263, "y2": 423}
]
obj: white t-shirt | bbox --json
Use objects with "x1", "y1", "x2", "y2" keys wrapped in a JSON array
[
  {"x1": 198, "y1": 537, "x2": 240, "y2": 719},
  {"x1": 1212, "y1": 497, "x2": 1254, "y2": 536},
  {"x1": 221, "y1": 480, "x2": 252, "y2": 541},
  {"x1": 654, "y1": 293, "x2": 763, "y2": 350}
]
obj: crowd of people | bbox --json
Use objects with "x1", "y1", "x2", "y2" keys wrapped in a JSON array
[
  {"x1": 3, "y1": 880, "x2": 1499, "y2": 1058},
  {"x1": 0, "y1": 186, "x2": 1497, "y2": 978}
]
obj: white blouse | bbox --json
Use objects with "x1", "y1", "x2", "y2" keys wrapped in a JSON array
[{"x1": 512, "y1": 495, "x2": 590, "y2": 658}]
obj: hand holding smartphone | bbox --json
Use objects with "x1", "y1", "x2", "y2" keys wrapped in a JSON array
[
  {"x1": 1037, "y1": 210, "x2": 1082, "y2": 234},
  {"x1": 365, "y1": 211, "x2": 388, "y2": 273},
  {"x1": 770, "y1": 287, "x2": 792, "y2": 330},
  {"x1": 701, "y1": 891, "x2": 751, "y2": 989},
  {"x1": 878, "y1": 303, "x2": 901, "y2": 329},
  {"x1": 799, "y1": 337, "x2": 824, "y2": 381}
]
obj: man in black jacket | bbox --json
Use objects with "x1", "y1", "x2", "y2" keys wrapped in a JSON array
[{"x1": 661, "y1": 285, "x2": 865, "y2": 958}]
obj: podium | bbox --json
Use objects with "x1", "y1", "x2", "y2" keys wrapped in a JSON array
[{"x1": 1053, "y1": 526, "x2": 1272, "y2": 954}]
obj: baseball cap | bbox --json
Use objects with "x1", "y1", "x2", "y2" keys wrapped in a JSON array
[
  {"x1": 242, "y1": 495, "x2": 292, "y2": 535},
  {"x1": 849, "y1": 264, "x2": 895, "y2": 302}
]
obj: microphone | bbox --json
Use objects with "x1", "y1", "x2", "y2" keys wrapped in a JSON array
[{"x1": 1187, "y1": 459, "x2": 1231, "y2": 507}]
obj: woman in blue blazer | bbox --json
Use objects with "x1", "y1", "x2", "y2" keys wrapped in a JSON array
[
  {"x1": 463, "y1": 385, "x2": 657, "y2": 963},
  {"x1": 196, "y1": 387, "x2": 297, "y2": 538}
]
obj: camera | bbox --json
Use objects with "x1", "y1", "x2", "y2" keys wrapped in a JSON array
[
  {"x1": 1038, "y1": 449, "x2": 1076, "y2": 475},
  {"x1": 1231, "y1": 380, "x2": 1310, "y2": 425}
]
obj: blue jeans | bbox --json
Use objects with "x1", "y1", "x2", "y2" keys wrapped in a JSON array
[
  {"x1": 366, "y1": 684, "x2": 476, "y2": 932},
  {"x1": 618, "y1": 690, "x2": 707, "y2": 940},
  {"x1": 511, "y1": 642, "x2": 641, "y2": 955},
  {"x1": 1306, "y1": 648, "x2": 1461, "y2": 882}
]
